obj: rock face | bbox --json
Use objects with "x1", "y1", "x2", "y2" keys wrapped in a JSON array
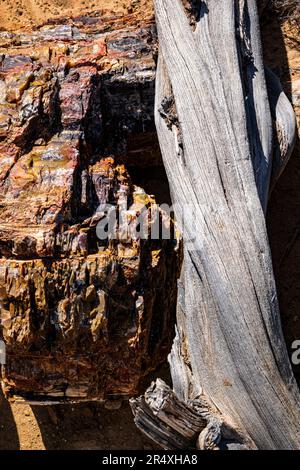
[{"x1": 0, "y1": 8, "x2": 181, "y2": 401}]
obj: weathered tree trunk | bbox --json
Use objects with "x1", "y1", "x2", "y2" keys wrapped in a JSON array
[{"x1": 131, "y1": 0, "x2": 300, "y2": 449}]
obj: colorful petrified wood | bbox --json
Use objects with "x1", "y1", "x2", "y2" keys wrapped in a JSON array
[{"x1": 0, "y1": 8, "x2": 181, "y2": 401}]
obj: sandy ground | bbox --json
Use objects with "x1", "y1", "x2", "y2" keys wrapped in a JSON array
[
  {"x1": 0, "y1": 363, "x2": 170, "y2": 451},
  {"x1": 0, "y1": 361, "x2": 169, "y2": 450},
  {"x1": 0, "y1": 363, "x2": 173, "y2": 450},
  {"x1": 0, "y1": 1, "x2": 299, "y2": 452},
  {"x1": 0, "y1": 0, "x2": 152, "y2": 31}
]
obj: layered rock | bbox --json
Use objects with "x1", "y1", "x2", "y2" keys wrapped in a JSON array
[{"x1": 0, "y1": 9, "x2": 181, "y2": 401}]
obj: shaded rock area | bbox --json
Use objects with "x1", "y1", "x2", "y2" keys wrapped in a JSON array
[{"x1": 0, "y1": 7, "x2": 181, "y2": 401}]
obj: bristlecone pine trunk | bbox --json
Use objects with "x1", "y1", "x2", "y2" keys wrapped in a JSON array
[{"x1": 130, "y1": 0, "x2": 300, "y2": 450}]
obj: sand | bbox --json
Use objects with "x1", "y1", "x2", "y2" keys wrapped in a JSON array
[
  {"x1": 0, "y1": 0, "x2": 151, "y2": 31},
  {"x1": 0, "y1": 0, "x2": 299, "y2": 452}
]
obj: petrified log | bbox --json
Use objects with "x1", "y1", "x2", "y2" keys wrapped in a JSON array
[
  {"x1": 0, "y1": 9, "x2": 181, "y2": 402},
  {"x1": 266, "y1": 66, "x2": 296, "y2": 190},
  {"x1": 131, "y1": 0, "x2": 300, "y2": 450}
]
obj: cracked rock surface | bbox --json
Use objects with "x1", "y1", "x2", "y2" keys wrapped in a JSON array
[{"x1": 0, "y1": 4, "x2": 181, "y2": 401}]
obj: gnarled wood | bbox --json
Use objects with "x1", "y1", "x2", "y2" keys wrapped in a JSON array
[
  {"x1": 130, "y1": 377, "x2": 224, "y2": 450},
  {"x1": 132, "y1": 0, "x2": 300, "y2": 450}
]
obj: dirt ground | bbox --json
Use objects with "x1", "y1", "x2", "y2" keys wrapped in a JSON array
[
  {"x1": 0, "y1": 0, "x2": 152, "y2": 31},
  {"x1": 0, "y1": 1, "x2": 299, "y2": 452},
  {"x1": 0, "y1": 365, "x2": 173, "y2": 451},
  {"x1": 0, "y1": 364, "x2": 172, "y2": 449}
]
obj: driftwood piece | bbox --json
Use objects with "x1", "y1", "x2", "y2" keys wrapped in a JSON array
[{"x1": 132, "y1": 0, "x2": 300, "y2": 450}]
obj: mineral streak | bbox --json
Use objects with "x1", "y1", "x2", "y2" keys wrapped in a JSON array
[{"x1": 0, "y1": 8, "x2": 181, "y2": 401}]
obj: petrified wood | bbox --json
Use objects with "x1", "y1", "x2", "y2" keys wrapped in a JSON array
[{"x1": 0, "y1": 9, "x2": 181, "y2": 402}]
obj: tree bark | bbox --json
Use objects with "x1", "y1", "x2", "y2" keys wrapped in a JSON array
[{"x1": 131, "y1": 0, "x2": 300, "y2": 450}]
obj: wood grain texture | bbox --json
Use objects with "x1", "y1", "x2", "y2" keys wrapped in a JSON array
[{"x1": 150, "y1": 0, "x2": 300, "y2": 449}]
